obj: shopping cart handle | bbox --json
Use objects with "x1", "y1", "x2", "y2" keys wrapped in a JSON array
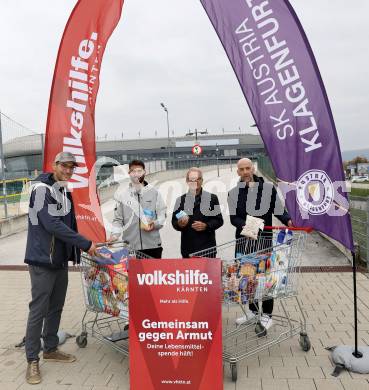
[
  {"x1": 264, "y1": 226, "x2": 314, "y2": 233},
  {"x1": 96, "y1": 240, "x2": 129, "y2": 248}
]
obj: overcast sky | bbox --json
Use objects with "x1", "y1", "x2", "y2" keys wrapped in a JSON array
[{"x1": 0, "y1": 0, "x2": 368, "y2": 151}]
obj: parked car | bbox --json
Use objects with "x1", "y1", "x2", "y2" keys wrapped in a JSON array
[{"x1": 351, "y1": 175, "x2": 369, "y2": 183}]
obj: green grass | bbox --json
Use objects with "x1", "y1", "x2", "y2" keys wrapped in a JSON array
[
  {"x1": 351, "y1": 208, "x2": 368, "y2": 264},
  {"x1": 350, "y1": 187, "x2": 369, "y2": 197},
  {"x1": 0, "y1": 194, "x2": 22, "y2": 204}
]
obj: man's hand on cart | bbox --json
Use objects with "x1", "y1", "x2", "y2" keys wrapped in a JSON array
[
  {"x1": 87, "y1": 242, "x2": 99, "y2": 257},
  {"x1": 287, "y1": 220, "x2": 294, "y2": 228},
  {"x1": 192, "y1": 221, "x2": 207, "y2": 231},
  {"x1": 178, "y1": 215, "x2": 190, "y2": 228}
]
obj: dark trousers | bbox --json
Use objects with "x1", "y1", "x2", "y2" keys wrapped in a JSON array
[
  {"x1": 249, "y1": 298, "x2": 274, "y2": 316},
  {"x1": 140, "y1": 247, "x2": 163, "y2": 259},
  {"x1": 25, "y1": 265, "x2": 68, "y2": 362}
]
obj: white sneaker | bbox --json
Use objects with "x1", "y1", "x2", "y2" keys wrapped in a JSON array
[
  {"x1": 235, "y1": 310, "x2": 256, "y2": 325},
  {"x1": 260, "y1": 314, "x2": 273, "y2": 330}
]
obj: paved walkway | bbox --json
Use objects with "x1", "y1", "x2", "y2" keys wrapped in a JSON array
[{"x1": 1, "y1": 271, "x2": 369, "y2": 389}]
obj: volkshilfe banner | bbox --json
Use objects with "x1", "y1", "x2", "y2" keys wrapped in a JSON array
[{"x1": 43, "y1": 0, "x2": 124, "y2": 242}]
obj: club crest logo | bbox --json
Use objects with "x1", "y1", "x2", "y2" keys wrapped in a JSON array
[{"x1": 296, "y1": 170, "x2": 333, "y2": 215}]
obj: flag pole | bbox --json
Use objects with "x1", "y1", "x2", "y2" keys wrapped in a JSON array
[{"x1": 352, "y1": 251, "x2": 363, "y2": 358}]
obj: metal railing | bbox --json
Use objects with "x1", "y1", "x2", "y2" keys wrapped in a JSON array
[
  {"x1": 256, "y1": 154, "x2": 276, "y2": 181},
  {"x1": 350, "y1": 196, "x2": 369, "y2": 267},
  {"x1": 0, "y1": 178, "x2": 31, "y2": 219},
  {"x1": 167, "y1": 157, "x2": 239, "y2": 172},
  {"x1": 0, "y1": 111, "x2": 42, "y2": 219},
  {"x1": 0, "y1": 157, "x2": 241, "y2": 220}
]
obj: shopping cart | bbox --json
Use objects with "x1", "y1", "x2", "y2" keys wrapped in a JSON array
[
  {"x1": 76, "y1": 241, "x2": 152, "y2": 356},
  {"x1": 190, "y1": 226, "x2": 312, "y2": 381}
]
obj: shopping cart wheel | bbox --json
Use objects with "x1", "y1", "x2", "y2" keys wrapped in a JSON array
[
  {"x1": 230, "y1": 363, "x2": 237, "y2": 382},
  {"x1": 299, "y1": 333, "x2": 311, "y2": 352},
  {"x1": 255, "y1": 322, "x2": 267, "y2": 338},
  {"x1": 76, "y1": 333, "x2": 88, "y2": 348}
]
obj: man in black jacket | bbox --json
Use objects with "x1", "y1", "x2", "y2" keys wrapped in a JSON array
[
  {"x1": 24, "y1": 151, "x2": 98, "y2": 385},
  {"x1": 228, "y1": 158, "x2": 292, "y2": 329},
  {"x1": 172, "y1": 167, "x2": 223, "y2": 257}
]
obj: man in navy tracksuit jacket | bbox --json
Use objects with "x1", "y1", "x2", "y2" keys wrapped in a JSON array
[{"x1": 24, "y1": 151, "x2": 97, "y2": 385}]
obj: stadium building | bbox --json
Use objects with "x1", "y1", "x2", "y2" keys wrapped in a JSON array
[{"x1": 3, "y1": 132, "x2": 265, "y2": 180}]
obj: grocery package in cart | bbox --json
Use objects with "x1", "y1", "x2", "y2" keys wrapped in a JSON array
[
  {"x1": 76, "y1": 241, "x2": 152, "y2": 355},
  {"x1": 82, "y1": 245, "x2": 130, "y2": 317},
  {"x1": 223, "y1": 228, "x2": 297, "y2": 306},
  {"x1": 190, "y1": 227, "x2": 312, "y2": 382}
]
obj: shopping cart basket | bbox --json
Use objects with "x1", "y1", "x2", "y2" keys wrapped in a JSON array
[
  {"x1": 190, "y1": 226, "x2": 312, "y2": 381},
  {"x1": 76, "y1": 241, "x2": 152, "y2": 356}
]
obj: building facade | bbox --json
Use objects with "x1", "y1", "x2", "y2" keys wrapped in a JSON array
[{"x1": 3, "y1": 133, "x2": 265, "y2": 179}]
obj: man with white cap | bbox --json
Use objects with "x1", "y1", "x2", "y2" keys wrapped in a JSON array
[{"x1": 24, "y1": 151, "x2": 98, "y2": 385}]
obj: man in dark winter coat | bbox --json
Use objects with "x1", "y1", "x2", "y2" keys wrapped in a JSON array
[
  {"x1": 172, "y1": 167, "x2": 223, "y2": 258},
  {"x1": 24, "y1": 151, "x2": 98, "y2": 385},
  {"x1": 228, "y1": 158, "x2": 292, "y2": 329}
]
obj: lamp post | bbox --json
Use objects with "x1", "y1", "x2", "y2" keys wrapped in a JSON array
[
  {"x1": 185, "y1": 128, "x2": 208, "y2": 141},
  {"x1": 250, "y1": 123, "x2": 258, "y2": 134},
  {"x1": 160, "y1": 102, "x2": 170, "y2": 169},
  {"x1": 216, "y1": 143, "x2": 220, "y2": 177}
]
